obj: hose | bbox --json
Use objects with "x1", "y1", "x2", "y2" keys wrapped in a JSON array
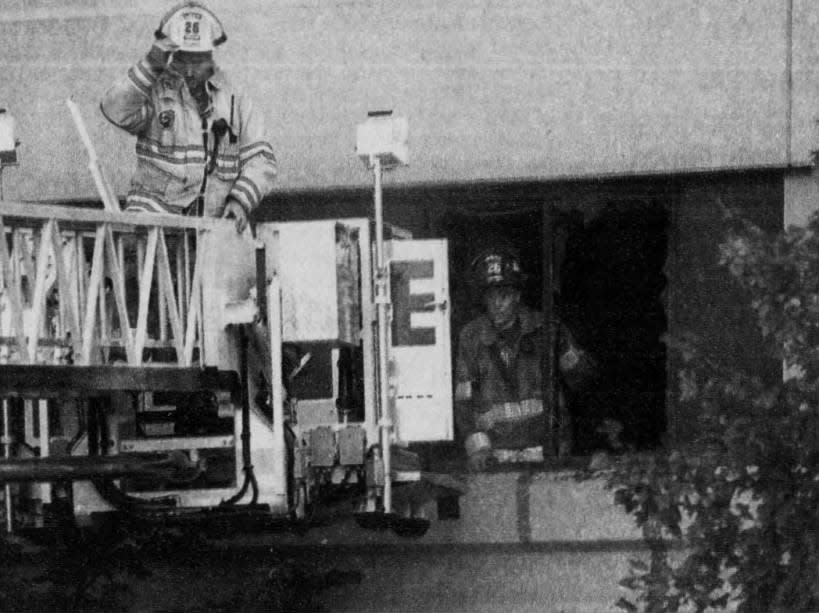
[
  {"x1": 90, "y1": 324, "x2": 258, "y2": 513},
  {"x1": 88, "y1": 396, "x2": 177, "y2": 513}
]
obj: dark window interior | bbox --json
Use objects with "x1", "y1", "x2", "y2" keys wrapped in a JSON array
[
  {"x1": 560, "y1": 200, "x2": 668, "y2": 452},
  {"x1": 441, "y1": 199, "x2": 669, "y2": 454}
]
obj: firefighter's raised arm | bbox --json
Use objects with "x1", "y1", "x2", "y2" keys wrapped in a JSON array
[
  {"x1": 97, "y1": 1, "x2": 277, "y2": 231},
  {"x1": 100, "y1": 38, "x2": 178, "y2": 136}
]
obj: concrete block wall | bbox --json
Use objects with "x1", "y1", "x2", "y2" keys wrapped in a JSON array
[
  {"x1": 240, "y1": 470, "x2": 644, "y2": 612},
  {"x1": 269, "y1": 471, "x2": 640, "y2": 548}
]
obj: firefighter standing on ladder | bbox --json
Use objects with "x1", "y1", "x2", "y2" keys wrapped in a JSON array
[
  {"x1": 100, "y1": 1, "x2": 277, "y2": 232},
  {"x1": 454, "y1": 246, "x2": 597, "y2": 471}
]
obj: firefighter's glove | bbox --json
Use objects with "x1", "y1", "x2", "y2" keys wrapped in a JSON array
[
  {"x1": 223, "y1": 198, "x2": 248, "y2": 233},
  {"x1": 559, "y1": 345, "x2": 598, "y2": 392},
  {"x1": 146, "y1": 38, "x2": 180, "y2": 71},
  {"x1": 465, "y1": 432, "x2": 493, "y2": 472}
]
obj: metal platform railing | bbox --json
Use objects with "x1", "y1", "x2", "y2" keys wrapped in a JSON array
[{"x1": 0, "y1": 201, "x2": 229, "y2": 368}]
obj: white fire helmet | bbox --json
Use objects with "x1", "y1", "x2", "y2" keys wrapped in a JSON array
[{"x1": 155, "y1": 1, "x2": 227, "y2": 53}]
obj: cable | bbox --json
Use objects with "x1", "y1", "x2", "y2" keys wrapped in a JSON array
[
  {"x1": 221, "y1": 324, "x2": 258, "y2": 506},
  {"x1": 88, "y1": 396, "x2": 176, "y2": 514}
]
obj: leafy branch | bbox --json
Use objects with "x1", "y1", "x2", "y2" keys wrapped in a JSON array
[{"x1": 608, "y1": 206, "x2": 819, "y2": 613}]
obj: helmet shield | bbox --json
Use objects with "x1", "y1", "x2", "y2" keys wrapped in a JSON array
[
  {"x1": 156, "y1": 1, "x2": 227, "y2": 53},
  {"x1": 471, "y1": 249, "x2": 526, "y2": 290}
]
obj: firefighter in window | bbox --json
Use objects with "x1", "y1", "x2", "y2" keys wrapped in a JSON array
[
  {"x1": 100, "y1": 1, "x2": 277, "y2": 233},
  {"x1": 454, "y1": 246, "x2": 597, "y2": 471}
]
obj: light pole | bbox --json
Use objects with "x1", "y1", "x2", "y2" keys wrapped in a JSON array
[
  {"x1": 356, "y1": 111, "x2": 408, "y2": 514},
  {"x1": 0, "y1": 108, "x2": 18, "y2": 532},
  {"x1": 0, "y1": 108, "x2": 20, "y2": 201}
]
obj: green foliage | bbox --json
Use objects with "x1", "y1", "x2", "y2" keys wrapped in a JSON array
[{"x1": 608, "y1": 207, "x2": 819, "y2": 613}]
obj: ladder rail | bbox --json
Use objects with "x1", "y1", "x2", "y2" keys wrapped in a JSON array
[{"x1": 0, "y1": 205, "x2": 229, "y2": 368}]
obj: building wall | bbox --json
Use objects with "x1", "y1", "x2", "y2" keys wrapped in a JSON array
[
  {"x1": 1, "y1": 0, "x2": 818, "y2": 201},
  {"x1": 784, "y1": 169, "x2": 819, "y2": 227}
]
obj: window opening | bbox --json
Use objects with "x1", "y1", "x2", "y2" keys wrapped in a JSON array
[
  {"x1": 561, "y1": 200, "x2": 668, "y2": 452},
  {"x1": 442, "y1": 198, "x2": 668, "y2": 463}
]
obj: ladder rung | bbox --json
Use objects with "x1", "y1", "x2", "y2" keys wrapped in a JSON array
[
  {"x1": 119, "y1": 436, "x2": 235, "y2": 453},
  {"x1": 0, "y1": 336, "x2": 71, "y2": 348}
]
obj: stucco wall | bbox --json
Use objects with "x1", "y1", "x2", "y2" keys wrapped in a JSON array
[
  {"x1": 0, "y1": 0, "x2": 817, "y2": 200},
  {"x1": 784, "y1": 169, "x2": 819, "y2": 227}
]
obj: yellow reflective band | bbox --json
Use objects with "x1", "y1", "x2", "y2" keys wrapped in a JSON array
[{"x1": 479, "y1": 399, "x2": 544, "y2": 429}]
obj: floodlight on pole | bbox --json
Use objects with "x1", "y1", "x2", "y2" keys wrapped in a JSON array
[
  {"x1": 0, "y1": 108, "x2": 20, "y2": 200},
  {"x1": 356, "y1": 111, "x2": 408, "y2": 515},
  {"x1": 0, "y1": 106, "x2": 18, "y2": 529}
]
